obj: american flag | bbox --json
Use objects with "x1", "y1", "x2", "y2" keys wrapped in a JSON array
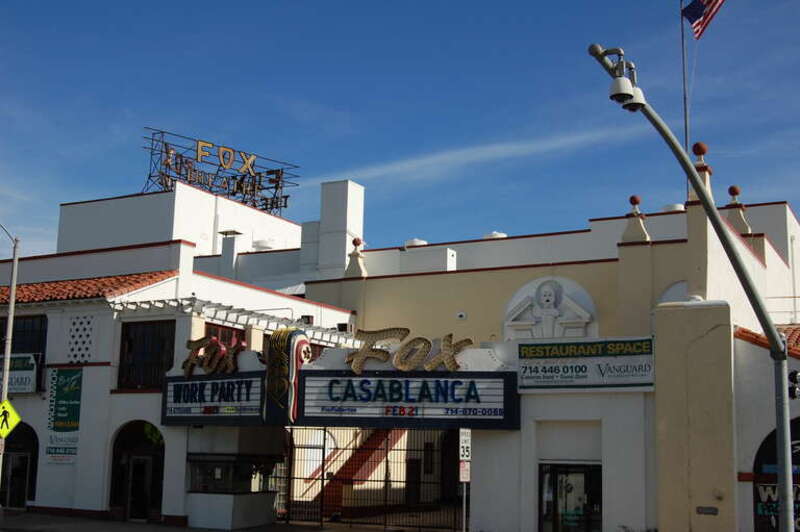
[{"x1": 682, "y1": 0, "x2": 727, "y2": 39}]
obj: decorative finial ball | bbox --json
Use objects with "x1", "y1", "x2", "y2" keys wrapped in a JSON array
[
  {"x1": 728, "y1": 185, "x2": 741, "y2": 197},
  {"x1": 629, "y1": 195, "x2": 641, "y2": 206},
  {"x1": 352, "y1": 237, "x2": 362, "y2": 247},
  {"x1": 692, "y1": 142, "x2": 708, "y2": 156}
]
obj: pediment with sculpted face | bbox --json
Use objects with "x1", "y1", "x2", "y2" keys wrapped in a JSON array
[{"x1": 503, "y1": 277, "x2": 597, "y2": 340}]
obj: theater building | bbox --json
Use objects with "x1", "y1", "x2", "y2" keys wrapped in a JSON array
[
  {"x1": 2, "y1": 141, "x2": 800, "y2": 531},
  {"x1": 0, "y1": 180, "x2": 359, "y2": 529},
  {"x1": 303, "y1": 150, "x2": 800, "y2": 532}
]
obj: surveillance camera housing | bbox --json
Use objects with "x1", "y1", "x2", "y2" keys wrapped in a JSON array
[
  {"x1": 609, "y1": 76, "x2": 634, "y2": 103},
  {"x1": 622, "y1": 86, "x2": 647, "y2": 112}
]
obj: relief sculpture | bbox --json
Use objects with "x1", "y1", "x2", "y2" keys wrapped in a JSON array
[{"x1": 505, "y1": 278, "x2": 593, "y2": 339}]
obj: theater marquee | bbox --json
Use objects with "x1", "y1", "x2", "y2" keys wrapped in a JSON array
[
  {"x1": 162, "y1": 371, "x2": 265, "y2": 426},
  {"x1": 296, "y1": 371, "x2": 519, "y2": 430}
]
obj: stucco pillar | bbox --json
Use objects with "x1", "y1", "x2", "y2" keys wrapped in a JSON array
[
  {"x1": 654, "y1": 300, "x2": 736, "y2": 531},
  {"x1": 161, "y1": 425, "x2": 189, "y2": 522},
  {"x1": 617, "y1": 242, "x2": 654, "y2": 336},
  {"x1": 245, "y1": 324, "x2": 264, "y2": 353},
  {"x1": 471, "y1": 429, "x2": 522, "y2": 532},
  {"x1": 686, "y1": 202, "x2": 712, "y2": 300}
]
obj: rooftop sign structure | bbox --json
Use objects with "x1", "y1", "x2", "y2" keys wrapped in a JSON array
[{"x1": 142, "y1": 128, "x2": 300, "y2": 215}]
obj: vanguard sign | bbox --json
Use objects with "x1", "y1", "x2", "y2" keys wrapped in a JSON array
[
  {"x1": 296, "y1": 371, "x2": 519, "y2": 430},
  {"x1": 0, "y1": 354, "x2": 38, "y2": 393},
  {"x1": 518, "y1": 338, "x2": 654, "y2": 390}
]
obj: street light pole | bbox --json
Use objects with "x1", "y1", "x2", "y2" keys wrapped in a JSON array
[
  {"x1": 0, "y1": 224, "x2": 19, "y2": 514},
  {"x1": 588, "y1": 43, "x2": 795, "y2": 532}
]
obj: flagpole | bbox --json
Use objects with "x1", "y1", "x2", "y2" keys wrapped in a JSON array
[{"x1": 680, "y1": 0, "x2": 691, "y2": 199}]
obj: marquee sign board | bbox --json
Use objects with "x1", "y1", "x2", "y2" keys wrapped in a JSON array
[
  {"x1": 295, "y1": 370, "x2": 519, "y2": 430},
  {"x1": 162, "y1": 371, "x2": 266, "y2": 426},
  {"x1": 518, "y1": 338, "x2": 654, "y2": 390}
]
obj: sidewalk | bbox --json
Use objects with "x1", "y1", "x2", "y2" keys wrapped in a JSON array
[{"x1": 0, "y1": 512, "x2": 333, "y2": 532}]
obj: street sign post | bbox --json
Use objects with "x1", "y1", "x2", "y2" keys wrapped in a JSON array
[
  {"x1": 459, "y1": 428, "x2": 471, "y2": 532},
  {"x1": 0, "y1": 399, "x2": 21, "y2": 439},
  {"x1": 459, "y1": 460, "x2": 471, "y2": 482},
  {"x1": 460, "y1": 428, "x2": 471, "y2": 460}
]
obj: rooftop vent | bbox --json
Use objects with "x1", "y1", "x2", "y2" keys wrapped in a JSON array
[
  {"x1": 253, "y1": 238, "x2": 275, "y2": 251},
  {"x1": 662, "y1": 204, "x2": 686, "y2": 213},
  {"x1": 483, "y1": 231, "x2": 507, "y2": 239},
  {"x1": 404, "y1": 238, "x2": 428, "y2": 247}
]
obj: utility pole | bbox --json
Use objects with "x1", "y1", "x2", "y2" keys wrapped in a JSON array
[
  {"x1": 589, "y1": 43, "x2": 794, "y2": 532},
  {"x1": 0, "y1": 224, "x2": 19, "y2": 515}
]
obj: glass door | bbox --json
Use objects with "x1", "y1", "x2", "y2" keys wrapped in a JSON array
[
  {"x1": 127, "y1": 456, "x2": 153, "y2": 521},
  {"x1": 539, "y1": 464, "x2": 601, "y2": 532},
  {"x1": 0, "y1": 452, "x2": 30, "y2": 509}
]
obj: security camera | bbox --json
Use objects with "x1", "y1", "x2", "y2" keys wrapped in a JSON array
[
  {"x1": 622, "y1": 86, "x2": 646, "y2": 112},
  {"x1": 609, "y1": 76, "x2": 634, "y2": 103}
]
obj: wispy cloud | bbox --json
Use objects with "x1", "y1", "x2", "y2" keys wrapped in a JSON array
[
  {"x1": 267, "y1": 95, "x2": 355, "y2": 137},
  {"x1": 311, "y1": 123, "x2": 649, "y2": 185}
]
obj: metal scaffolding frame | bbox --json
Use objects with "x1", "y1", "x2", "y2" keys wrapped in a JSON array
[{"x1": 109, "y1": 297, "x2": 358, "y2": 348}]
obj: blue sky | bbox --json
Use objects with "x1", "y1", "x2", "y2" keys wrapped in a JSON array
[{"x1": 1, "y1": 1, "x2": 798, "y2": 256}]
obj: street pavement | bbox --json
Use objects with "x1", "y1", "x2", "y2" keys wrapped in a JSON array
[{"x1": 0, "y1": 512, "x2": 340, "y2": 532}]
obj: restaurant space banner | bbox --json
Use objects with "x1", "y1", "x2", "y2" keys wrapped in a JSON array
[
  {"x1": 46, "y1": 368, "x2": 82, "y2": 464},
  {"x1": 295, "y1": 370, "x2": 519, "y2": 430},
  {"x1": 518, "y1": 338, "x2": 653, "y2": 390}
]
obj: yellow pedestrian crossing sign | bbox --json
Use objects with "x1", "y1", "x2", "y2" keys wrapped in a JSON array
[{"x1": 0, "y1": 399, "x2": 21, "y2": 439}]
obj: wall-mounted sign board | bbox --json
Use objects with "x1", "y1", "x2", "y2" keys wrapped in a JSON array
[
  {"x1": 0, "y1": 354, "x2": 38, "y2": 394},
  {"x1": 295, "y1": 370, "x2": 519, "y2": 430},
  {"x1": 518, "y1": 338, "x2": 653, "y2": 390}
]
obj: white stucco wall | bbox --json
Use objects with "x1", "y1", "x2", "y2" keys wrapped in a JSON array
[
  {"x1": 733, "y1": 337, "x2": 800, "y2": 532},
  {"x1": 173, "y1": 183, "x2": 301, "y2": 257},
  {"x1": 357, "y1": 210, "x2": 687, "y2": 279},
  {"x1": 55, "y1": 183, "x2": 301, "y2": 258},
  {"x1": 191, "y1": 271, "x2": 352, "y2": 328},
  {"x1": 471, "y1": 391, "x2": 653, "y2": 532},
  {"x1": 57, "y1": 192, "x2": 177, "y2": 253},
  {"x1": 0, "y1": 241, "x2": 191, "y2": 285}
]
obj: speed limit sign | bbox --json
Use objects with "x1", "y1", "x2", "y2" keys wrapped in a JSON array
[{"x1": 459, "y1": 428, "x2": 471, "y2": 461}]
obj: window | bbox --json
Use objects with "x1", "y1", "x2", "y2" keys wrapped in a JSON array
[
  {"x1": 0, "y1": 315, "x2": 47, "y2": 391},
  {"x1": 188, "y1": 454, "x2": 279, "y2": 494},
  {"x1": 206, "y1": 323, "x2": 245, "y2": 347},
  {"x1": 0, "y1": 315, "x2": 47, "y2": 355},
  {"x1": 424, "y1": 442, "x2": 434, "y2": 474},
  {"x1": 118, "y1": 320, "x2": 175, "y2": 389}
]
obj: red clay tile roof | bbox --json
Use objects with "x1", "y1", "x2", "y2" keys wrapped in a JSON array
[
  {"x1": 779, "y1": 325, "x2": 800, "y2": 351},
  {"x1": 736, "y1": 325, "x2": 800, "y2": 359},
  {"x1": 0, "y1": 270, "x2": 178, "y2": 304}
]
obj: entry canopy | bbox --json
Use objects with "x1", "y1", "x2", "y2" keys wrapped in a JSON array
[{"x1": 296, "y1": 329, "x2": 521, "y2": 430}]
